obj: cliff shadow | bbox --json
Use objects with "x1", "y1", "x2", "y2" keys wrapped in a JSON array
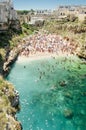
[{"x1": 0, "y1": 21, "x2": 22, "y2": 75}]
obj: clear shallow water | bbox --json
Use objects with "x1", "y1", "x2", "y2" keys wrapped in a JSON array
[{"x1": 7, "y1": 56, "x2": 86, "y2": 130}]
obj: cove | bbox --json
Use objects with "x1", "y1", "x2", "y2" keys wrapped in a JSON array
[{"x1": 7, "y1": 55, "x2": 86, "y2": 130}]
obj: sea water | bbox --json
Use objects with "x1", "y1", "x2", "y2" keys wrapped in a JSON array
[{"x1": 7, "y1": 55, "x2": 86, "y2": 130}]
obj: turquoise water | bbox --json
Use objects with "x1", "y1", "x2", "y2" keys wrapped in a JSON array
[{"x1": 7, "y1": 56, "x2": 86, "y2": 130}]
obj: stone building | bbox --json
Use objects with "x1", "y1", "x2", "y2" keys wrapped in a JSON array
[
  {"x1": 54, "y1": 5, "x2": 86, "y2": 21},
  {"x1": 18, "y1": 15, "x2": 31, "y2": 24},
  {"x1": 34, "y1": 9, "x2": 53, "y2": 16}
]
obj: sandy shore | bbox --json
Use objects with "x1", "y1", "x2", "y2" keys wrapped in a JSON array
[
  {"x1": 17, "y1": 52, "x2": 56, "y2": 63},
  {"x1": 17, "y1": 52, "x2": 71, "y2": 63}
]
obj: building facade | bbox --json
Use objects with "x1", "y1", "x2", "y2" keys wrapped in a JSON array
[{"x1": 54, "y1": 5, "x2": 86, "y2": 21}]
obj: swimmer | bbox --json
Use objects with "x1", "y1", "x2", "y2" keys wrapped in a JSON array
[
  {"x1": 24, "y1": 66, "x2": 26, "y2": 68},
  {"x1": 39, "y1": 75, "x2": 42, "y2": 79}
]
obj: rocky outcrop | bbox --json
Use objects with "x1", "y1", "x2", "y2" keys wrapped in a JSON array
[
  {"x1": 3, "y1": 48, "x2": 19, "y2": 77},
  {"x1": 0, "y1": 76, "x2": 22, "y2": 130},
  {"x1": 11, "y1": 90, "x2": 20, "y2": 108},
  {"x1": 76, "y1": 45, "x2": 86, "y2": 60},
  {"x1": 77, "y1": 52, "x2": 86, "y2": 60}
]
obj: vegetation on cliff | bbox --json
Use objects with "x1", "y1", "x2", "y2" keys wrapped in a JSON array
[
  {"x1": 0, "y1": 76, "x2": 21, "y2": 130},
  {"x1": 0, "y1": 23, "x2": 38, "y2": 73}
]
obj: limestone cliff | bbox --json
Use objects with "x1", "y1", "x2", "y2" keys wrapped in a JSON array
[{"x1": 0, "y1": 76, "x2": 22, "y2": 130}]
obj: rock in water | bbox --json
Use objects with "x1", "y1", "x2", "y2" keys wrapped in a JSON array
[
  {"x1": 59, "y1": 80, "x2": 67, "y2": 87},
  {"x1": 64, "y1": 92, "x2": 73, "y2": 99},
  {"x1": 63, "y1": 109, "x2": 74, "y2": 119}
]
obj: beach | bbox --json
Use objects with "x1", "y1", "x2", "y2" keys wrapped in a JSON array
[
  {"x1": 17, "y1": 30, "x2": 77, "y2": 63},
  {"x1": 17, "y1": 51, "x2": 73, "y2": 63}
]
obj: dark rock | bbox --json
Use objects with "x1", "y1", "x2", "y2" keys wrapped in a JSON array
[
  {"x1": 11, "y1": 91, "x2": 20, "y2": 108},
  {"x1": 81, "y1": 92, "x2": 86, "y2": 96},
  {"x1": 63, "y1": 109, "x2": 74, "y2": 119},
  {"x1": 64, "y1": 92, "x2": 73, "y2": 99},
  {"x1": 59, "y1": 80, "x2": 67, "y2": 87},
  {"x1": 12, "y1": 95, "x2": 19, "y2": 108}
]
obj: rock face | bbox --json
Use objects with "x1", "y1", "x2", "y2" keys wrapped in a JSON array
[
  {"x1": 3, "y1": 48, "x2": 19, "y2": 76},
  {"x1": 76, "y1": 45, "x2": 86, "y2": 60},
  {"x1": 0, "y1": 76, "x2": 22, "y2": 130},
  {"x1": 11, "y1": 91, "x2": 20, "y2": 108}
]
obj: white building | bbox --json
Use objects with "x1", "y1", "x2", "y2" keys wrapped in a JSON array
[
  {"x1": 28, "y1": 16, "x2": 44, "y2": 25},
  {"x1": 34, "y1": 9, "x2": 53, "y2": 16}
]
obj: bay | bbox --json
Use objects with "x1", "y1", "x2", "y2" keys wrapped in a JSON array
[{"x1": 7, "y1": 55, "x2": 86, "y2": 130}]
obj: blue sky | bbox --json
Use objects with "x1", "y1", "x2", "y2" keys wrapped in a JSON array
[{"x1": 13, "y1": 0, "x2": 86, "y2": 10}]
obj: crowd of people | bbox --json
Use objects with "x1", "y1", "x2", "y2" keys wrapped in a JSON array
[{"x1": 18, "y1": 30, "x2": 77, "y2": 57}]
